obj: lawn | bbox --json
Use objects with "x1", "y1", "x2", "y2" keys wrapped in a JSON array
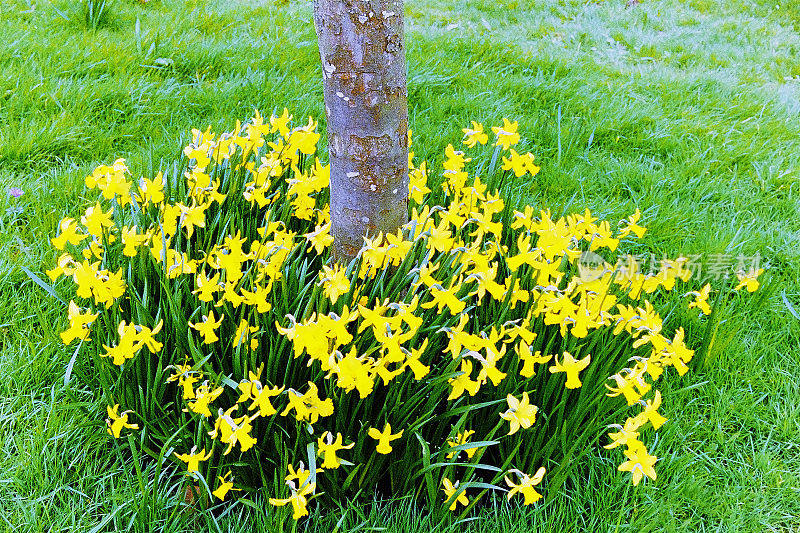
[{"x1": 1, "y1": 0, "x2": 799, "y2": 531}]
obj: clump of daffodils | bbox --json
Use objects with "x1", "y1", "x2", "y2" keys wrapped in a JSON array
[{"x1": 47, "y1": 110, "x2": 762, "y2": 519}]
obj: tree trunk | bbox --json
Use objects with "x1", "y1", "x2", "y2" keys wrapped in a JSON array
[{"x1": 313, "y1": 0, "x2": 409, "y2": 262}]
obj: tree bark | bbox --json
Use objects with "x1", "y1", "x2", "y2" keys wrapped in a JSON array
[{"x1": 313, "y1": 0, "x2": 409, "y2": 262}]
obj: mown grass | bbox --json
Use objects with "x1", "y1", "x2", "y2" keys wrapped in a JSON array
[{"x1": 0, "y1": 0, "x2": 798, "y2": 530}]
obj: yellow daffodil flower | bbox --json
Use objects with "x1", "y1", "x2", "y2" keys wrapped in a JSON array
[
  {"x1": 603, "y1": 418, "x2": 643, "y2": 450},
  {"x1": 280, "y1": 382, "x2": 334, "y2": 424},
  {"x1": 446, "y1": 430, "x2": 477, "y2": 459},
  {"x1": 734, "y1": 267, "x2": 764, "y2": 292},
  {"x1": 167, "y1": 361, "x2": 202, "y2": 400},
  {"x1": 368, "y1": 423, "x2": 403, "y2": 454},
  {"x1": 330, "y1": 348, "x2": 376, "y2": 399},
  {"x1": 80, "y1": 202, "x2": 114, "y2": 238},
  {"x1": 505, "y1": 466, "x2": 546, "y2": 505},
  {"x1": 241, "y1": 283, "x2": 273, "y2": 314},
  {"x1": 605, "y1": 371, "x2": 644, "y2": 406},
  {"x1": 194, "y1": 272, "x2": 221, "y2": 302},
  {"x1": 185, "y1": 381, "x2": 224, "y2": 417},
  {"x1": 501, "y1": 149, "x2": 539, "y2": 178},
  {"x1": 60, "y1": 300, "x2": 98, "y2": 344},
  {"x1": 212, "y1": 471, "x2": 241, "y2": 501},
  {"x1": 317, "y1": 431, "x2": 354, "y2": 469},
  {"x1": 174, "y1": 446, "x2": 212, "y2": 474},
  {"x1": 634, "y1": 390, "x2": 668, "y2": 430},
  {"x1": 549, "y1": 351, "x2": 591, "y2": 389},
  {"x1": 106, "y1": 404, "x2": 139, "y2": 438},
  {"x1": 209, "y1": 407, "x2": 258, "y2": 455},
  {"x1": 46, "y1": 253, "x2": 76, "y2": 281},
  {"x1": 121, "y1": 226, "x2": 148, "y2": 257},
  {"x1": 189, "y1": 310, "x2": 224, "y2": 344},
  {"x1": 685, "y1": 283, "x2": 712, "y2": 315},
  {"x1": 177, "y1": 201, "x2": 209, "y2": 238},
  {"x1": 269, "y1": 479, "x2": 315, "y2": 520},
  {"x1": 448, "y1": 359, "x2": 481, "y2": 400},
  {"x1": 500, "y1": 392, "x2": 538, "y2": 435},
  {"x1": 305, "y1": 223, "x2": 334, "y2": 255},
  {"x1": 617, "y1": 441, "x2": 657, "y2": 486},
  {"x1": 462, "y1": 121, "x2": 488, "y2": 147},
  {"x1": 441, "y1": 478, "x2": 469, "y2": 511},
  {"x1": 137, "y1": 173, "x2": 165, "y2": 205},
  {"x1": 618, "y1": 208, "x2": 647, "y2": 238},
  {"x1": 320, "y1": 264, "x2": 350, "y2": 304},
  {"x1": 491, "y1": 118, "x2": 520, "y2": 150},
  {"x1": 421, "y1": 282, "x2": 465, "y2": 315},
  {"x1": 516, "y1": 342, "x2": 552, "y2": 378}
]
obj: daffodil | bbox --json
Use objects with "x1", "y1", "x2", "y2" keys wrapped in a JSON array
[
  {"x1": 305, "y1": 223, "x2": 334, "y2": 255},
  {"x1": 317, "y1": 431, "x2": 354, "y2": 469},
  {"x1": 501, "y1": 149, "x2": 539, "y2": 177},
  {"x1": 448, "y1": 359, "x2": 481, "y2": 400},
  {"x1": 177, "y1": 201, "x2": 209, "y2": 238},
  {"x1": 634, "y1": 390, "x2": 668, "y2": 430},
  {"x1": 280, "y1": 382, "x2": 334, "y2": 424},
  {"x1": 212, "y1": 471, "x2": 241, "y2": 501},
  {"x1": 505, "y1": 466, "x2": 546, "y2": 505},
  {"x1": 331, "y1": 348, "x2": 375, "y2": 398},
  {"x1": 233, "y1": 318, "x2": 259, "y2": 350},
  {"x1": 85, "y1": 159, "x2": 131, "y2": 204},
  {"x1": 605, "y1": 371, "x2": 644, "y2": 406},
  {"x1": 137, "y1": 173, "x2": 165, "y2": 205},
  {"x1": 618, "y1": 208, "x2": 647, "y2": 238},
  {"x1": 684, "y1": 283, "x2": 712, "y2": 314},
  {"x1": 101, "y1": 321, "x2": 143, "y2": 366},
  {"x1": 287, "y1": 116, "x2": 320, "y2": 155},
  {"x1": 516, "y1": 342, "x2": 552, "y2": 378},
  {"x1": 549, "y1": 351, "x2": 591, "y2": 389},
  {"x1": 403, "y1": 337, "x2": 431, "y2": 380},
  {"x1": 500, "y1": 392, "x2": 538, "y2": 435},
  {"x1": 442, "y1": 144, "x2": 472, "y2": 172},
  {"x1": 60, "y1": 301, "x2": 98, "y2": 344},
  {"x1": 209, "y1": 407, "x2": 258, "y2": 454},
  {"x1": 446, "y1": 430, "x2": 477, "y2": 459},
  {"x1": 184, "y1": 137, "x2": 212, "y2": 169},
  {"x1": 46, "y1": 253, "x2": 76, "y2": 281},
  {"x1": 194, "y1": 272, "x2": 221, "y2": 302},
  {"x1": 121, "y1": 226, "x2": 148, "y2": 257},
  {"x1": 167, "y1": 361, "x2": 201, "y2": 400},
  {"x1": 425, "y1": 220, "x2": 455, "y2": 254},
  {"x1": 285, "y1": 462, "x2": 322, "y2": 486},
  {"x1": 409, "y1": 162, "x2": 431, "y2": 204},
  {"x1": 241, "y1": 283, "x2": 273, "y2": 313},
  {"x1": 603, "y1": 417, "x2": 643, "y2": 450},
  {"x1": 475, "y1": 346, "x2": 507, "y2": 386},
  {"x1": 189, "y1": 310, "x2": 224, "y2": 344},
  {"x1": 136, "y1": 320, "x2": 164, "y2": 353},
  {"x1": 734, "y1": 267, "x2": 764, "y2": 292},
  {"x1": 81, "y1": 202, "x2": 114, "y2": 238},
  {"x1": 185, "y1": 381, "x2": 224, "y2": 417},
  {"x1": 462, "y1": 121, "x2": 488, "y2": 147},
  {"x1": 491, "y1": 118, "x2": 520, "y2": 150},
  {"x1": 368, "y1": 423, "x2": 403, "y2": 454},
  {"x1": 422, "y1": 282, "x2": 465, "y2": 315},
  {"x1": 441, "y1": 478, "x2": 469, "y2": 511},
  {"x1": 320, "y1": 263, "x2": 350, "y2": 304},
  {"x1": 269, "y1": 479, "x2": 315, "y2": 520},
  {"x1": 245, "y1": 380, "x2": 284, "y2": 417},
  {"x1": 174, "y1": 446, "x2": 212, "y2": 474},
  {"x1": 617, "y1": 441, "x2": 657, "y2": 486},
  {"x1": 106, "y1": 404, "x2": 139, "y2": 438}
]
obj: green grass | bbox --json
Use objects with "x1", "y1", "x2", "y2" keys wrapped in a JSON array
[{"x1": 1, "y1": 0, "x2": 799, "y2": 530}]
